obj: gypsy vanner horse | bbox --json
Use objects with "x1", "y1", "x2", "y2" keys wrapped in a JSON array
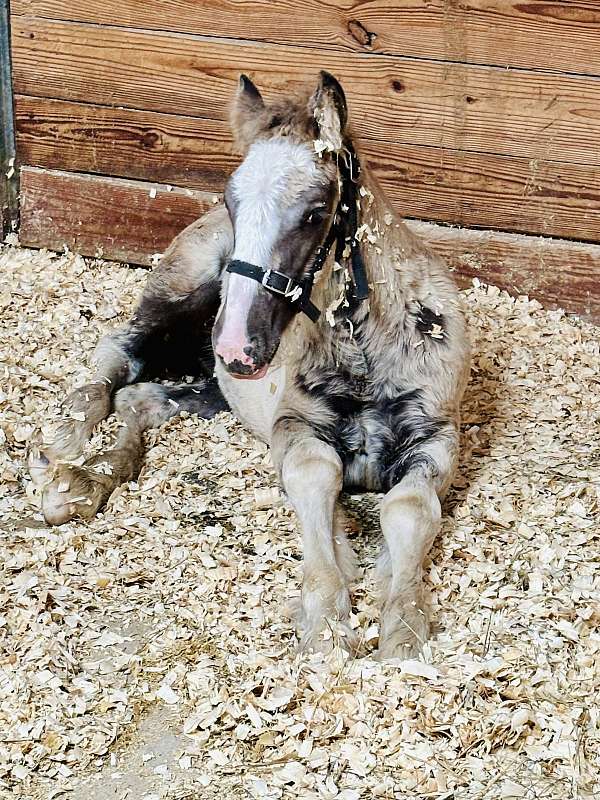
[{"x1": 30, "y1": 72, "x2": 470, "y2": 659}]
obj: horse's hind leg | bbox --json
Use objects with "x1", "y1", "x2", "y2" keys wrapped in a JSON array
[
  {"x1": 42, "y1": 378, "x2": 227, "y2": 524},
  {"x1": 30, "y1": 204, "x2": 233, "y2": 510},
  {"x1": 29, "y1": 330, "x2": 143, "y2": 486}
]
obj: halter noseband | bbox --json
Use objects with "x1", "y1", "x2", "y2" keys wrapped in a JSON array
[{"x1": 226, "y1": 144, "x2": 369, "y2": 323}]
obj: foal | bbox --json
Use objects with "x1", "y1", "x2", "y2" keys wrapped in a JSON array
[{"x1": 30, "y1": 72, "x2": 470, "y2": 658}]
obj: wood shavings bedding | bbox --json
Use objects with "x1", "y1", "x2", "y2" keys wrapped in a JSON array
[{"x1": 0, "y1": 243, "x2": 598, "y2": 800}]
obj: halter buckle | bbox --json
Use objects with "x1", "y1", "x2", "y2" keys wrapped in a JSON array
[{"x1": 262, "y1": 269, "x2": 295, "y2": 297}]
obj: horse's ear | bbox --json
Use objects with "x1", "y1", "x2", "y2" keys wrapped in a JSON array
[
  {"x1": 230, "y1": 74, "x2": 266, "y2": 151},
  {"x1": 308, "y1": 71, "x2": 348, "y2": 152}
]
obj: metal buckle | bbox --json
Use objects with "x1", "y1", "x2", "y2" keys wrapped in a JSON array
[{"x1": 262, "y1": 269, "x2": 294, "y2": 297}]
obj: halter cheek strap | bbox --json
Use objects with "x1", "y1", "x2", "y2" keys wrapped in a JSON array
[{"x1": 226, "y1": 144, "x2": 368, "y2": 323}]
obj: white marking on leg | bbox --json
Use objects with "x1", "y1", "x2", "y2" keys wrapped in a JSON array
[{"x1": 378, "y1": 471, "x2": 442, "y2": 658}]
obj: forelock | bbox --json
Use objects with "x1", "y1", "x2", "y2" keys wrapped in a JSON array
[
  {"x1": 229, "y1": 140, "x2": 325, "y2": 265},
  {"x1": 231, "y1": 139, "x2": 324, "y2": 211}
]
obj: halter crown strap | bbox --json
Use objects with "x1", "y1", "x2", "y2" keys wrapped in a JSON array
[
  {"x1": 226, "y1": 143, "x2": 368, "y2": 323},
  {"x1": 340, "y1": 148, "x2": 369, "y2": 302}
]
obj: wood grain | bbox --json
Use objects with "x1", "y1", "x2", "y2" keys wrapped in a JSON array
[
  {"x1": 11, "y1": 18, "x2": 600, "y2": 167},
  {"x1": 15, "y1": 96, "x2": 600, "y2": 242},
  {"x1": 19, "y1": 167, "x2": 600, "y2": 323},
  {"x1": 11, "y1": 0, "x2": 600, "y2": 76},
  {"x1": 19, "y1": 166, "x2": 214, "y2": 264},
  {"x1": 409, "y1": 220, "x2": 600, "y2": 322},
  {"x1": 371, "y1": 141, "x2": 600, "y2": 242},
  {"x1": 15, "y1": 96, "x2": 238, "y2": 191}
]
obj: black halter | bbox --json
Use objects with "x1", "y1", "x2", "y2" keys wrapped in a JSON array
[{"x1": 226, "y1": 144, "x2": 369, "y2": 323}]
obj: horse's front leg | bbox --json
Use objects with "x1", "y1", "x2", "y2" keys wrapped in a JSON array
[
  {"x1": 41, "y1": 379, "x2": 227, "y2": 524},
  {"x1": 28, "y1": 330, "x2": 142, "y2": 487},
  {"x1": 377, "y1": 438, "x2": 456, "y2": 659},
  {"x1": 273, "y1": 424, "x2": 357, "y2": 654}
]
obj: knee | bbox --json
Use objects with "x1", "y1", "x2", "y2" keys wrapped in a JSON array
[
  {"x1": 281, "y1": 440, "x2": 342, "y2": 497},
  {"x1": 60, "y1": 383, "x2": 110, "y2": 425},
  {"x1": 92, "y1": 331, "x2": 141, "y2": 385},
  {"x1": 381, "y1": 481, "x2": 441, "y2": 531},
  {"x1": 114, "y1": 384, "x2": 172, "y2": 429}
]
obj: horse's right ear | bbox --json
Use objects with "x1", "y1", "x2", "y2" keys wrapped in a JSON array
[
  {"x1": 308, "y1": 71, "x2": 348, "y2": 153},
  {"x1": 230, "y1": 74, "x2": 266, "y2": 151}
]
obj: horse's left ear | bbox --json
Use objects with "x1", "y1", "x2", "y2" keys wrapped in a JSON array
[
  {"x1": 308, "y1": 71, "x2": 348, "y2": 152},
  {"x1": 230, "y1": 74, "x2": 267, "y2": 151}
]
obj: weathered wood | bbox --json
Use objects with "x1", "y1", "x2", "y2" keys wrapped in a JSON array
[
  {"x1": 19, "y1": 166, "x2": 215, "y2": 263},
  {"x1": 11, "y1": 0, "x2": 600, "y2": 76},
  {"x1": 370, "y1": 141, "x2": 600, "y2": 243},
  {"x1": 1, "y1": 0, "x2": 17, "y2": 237},
  {"x1": 15, "y1": 96, "x2": 600, "y2": 242},
  {"x1": 15, "y1": 96, "x2": 238, "y2": 191},
  {"x1": 18, "y1": 167, "x2": 600, "y2": 323},
  {"x1": 409, "y1": 220, "x2": 600, "y2": 322},
  {"x1": 11, "y1": 18, "x2": 600, "y2": 167}
]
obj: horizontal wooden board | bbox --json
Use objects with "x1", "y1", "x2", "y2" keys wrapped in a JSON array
[
  {"x1": 15, "y1": 96, "x2": 238, "y2": 191},
  {"x1": 11, "y1": 1, "x2": 600, "y2": 76},
  {"x1": 18, "y1": 167, "x2": 600, "y2": 323},
  {"x1": 409, "y1": 220, "x2": 600, "y2": 322},
  {"x1": 19, "y1": 166, "x2": 214, "y2": 263},
  {"x1": 371, "y1": 142, "x2": 600, "y2": 242},
  {"x1": 10, "y1": 18, "x2": 600, "y2": 166},
  {"x1": 15, "y1": 96, "x2": 600, "y2": 242}
]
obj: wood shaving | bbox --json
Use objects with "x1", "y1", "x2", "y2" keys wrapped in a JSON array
[
  {"x1": 427, "y1": 322, "x2": 445, "y2": 339},
  {"x1": 313, "y1": 139, "x2": 334, "y2": 157},
  {"x1": 0, "y1": 242, "x2": 598, "y2": 800},
  {"x1": 354, "y1": 223, "x2": 377, "y2": 244}
]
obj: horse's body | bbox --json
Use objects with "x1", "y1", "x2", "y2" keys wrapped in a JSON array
[{"x1": 30, "y1": 73, "x2": 470, "y2": 658}]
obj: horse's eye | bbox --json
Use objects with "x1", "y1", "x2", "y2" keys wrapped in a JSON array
[{"x1": 304, "y1": 208, "x2": 326, "y2": 226}]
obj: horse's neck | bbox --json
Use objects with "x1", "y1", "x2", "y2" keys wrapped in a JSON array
[
  {"x1": 285, "y1": 164, "x2": 456, "y2": 365},
  {"x1": 313, "y1": 167, "x2": 424, "y2": 318}
]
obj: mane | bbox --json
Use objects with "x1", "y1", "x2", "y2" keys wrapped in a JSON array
[
  {"x1": 230, "y1": 88, "x2": 318, "y2": 153},
  {"x1": 230, "y1": 80, "x2": 462, "y2": 342}
]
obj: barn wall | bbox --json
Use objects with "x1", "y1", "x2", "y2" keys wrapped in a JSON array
[
  {"x1": 1, "y1": 0, "x2": 17, "y2": 236},
  {"x1": 8, "y1": 1, "x2": 600, "y2": 321}
]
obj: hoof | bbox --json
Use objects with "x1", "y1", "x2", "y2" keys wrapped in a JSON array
[
  {"x1": 41, "y1": 463, "x2": 112, "y2": 525},
  {"x1": 376, "y1": 635, "x2": 422, "y2": 661},
  {"x1": 377, "y1": 600, "x2": 429, "y2": 661},
  {"x1": 298, "y1": 618, "x2": 361, "y2": 658},
  {"x1": 28, "y1": 445, "x2": 54, "y2": 487}
]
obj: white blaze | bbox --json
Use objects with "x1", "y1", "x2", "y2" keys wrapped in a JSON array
[{"x1": 217, "y1": 139, "x2": 320, "y2": 362}]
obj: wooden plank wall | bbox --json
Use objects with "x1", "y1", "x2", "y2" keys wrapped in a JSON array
[
  {"x1": 9, "y1": 1, "x2": 600, "y2": 321},
  {"x1": 1, "y1": 0, "x2": 17, "y2": 237}
]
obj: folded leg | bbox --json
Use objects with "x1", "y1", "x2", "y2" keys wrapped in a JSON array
[
  {"x1": 42, "y1": 379, "x2": 227, "y2": 524},
  {"x1": 31, "y1": 205, "x2": 233, "y2": 523}
]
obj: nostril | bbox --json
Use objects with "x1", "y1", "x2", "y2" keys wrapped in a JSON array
[
  {"x1": 243, "y1": 337, "x2": 260, "y2": 360},
  {"x1": 215, "y1": 340, "x2": 255, "y2": 368}
]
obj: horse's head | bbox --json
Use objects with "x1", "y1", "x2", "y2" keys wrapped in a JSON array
[{"x1": 213, "y1": 71, "x2": 349, "y2": 379}]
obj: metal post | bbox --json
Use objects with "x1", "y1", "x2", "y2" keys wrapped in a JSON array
[{"x1": 0, "y1": 0, "x2": 17, "y2": 238}]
